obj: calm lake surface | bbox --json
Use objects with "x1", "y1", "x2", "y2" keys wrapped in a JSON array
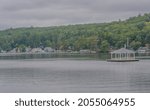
[{"x1": 0, "y1": 58, "x2": 150, "y2": 93}]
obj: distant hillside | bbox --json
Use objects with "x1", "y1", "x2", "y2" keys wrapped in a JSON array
[{"x1": 0, "y1": 13, "x2": 150, "y2": 52}]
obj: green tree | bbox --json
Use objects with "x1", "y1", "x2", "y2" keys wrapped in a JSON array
[
  {"x1": 100, "y1": 40, "x2": 109, "y2": 52},
  {"x1": 19, "y1": 44, "x2": 26, "y2": 52},
  {"x1": 136, "y1": 22, "x2": 145, "y2": 30},
  {"x1": 130, "y1": 41, "x2": 141, "y2": 50},
  {"x1": 45, "y1": 40, "x2": 52, "y2": 47}
]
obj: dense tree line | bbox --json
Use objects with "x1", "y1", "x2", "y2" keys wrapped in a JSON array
[{"x1": 0, "y1": 13, "x2": 150, "y2": 52}]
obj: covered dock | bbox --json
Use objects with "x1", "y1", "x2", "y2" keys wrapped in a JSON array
[{"x1": 107, "y1": 48, "x2": 139, "y2": 62}]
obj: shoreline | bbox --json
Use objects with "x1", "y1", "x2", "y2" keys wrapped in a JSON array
[{"x1": 0, "y1": 52, "x2": 149, "y2": 60}]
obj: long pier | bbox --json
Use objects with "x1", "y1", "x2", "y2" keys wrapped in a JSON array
[
  {"x1": 0, "y1": 52, "x2": 49, "y2": 56},
  {"x1": 136, "y1": 56, "x2": 150, "y2": 59},
  {"x1": 0, "y1": 52, "x2": 77, "y2": 57}
]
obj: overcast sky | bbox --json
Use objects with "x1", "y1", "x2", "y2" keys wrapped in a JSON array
[{"x1": 0, "y1": 0, "x2": 150, "y2": 30}]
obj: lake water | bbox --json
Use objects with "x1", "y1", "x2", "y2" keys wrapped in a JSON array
[{"x1": 0, "y1": 58, "x2": 150, "y2": 93}]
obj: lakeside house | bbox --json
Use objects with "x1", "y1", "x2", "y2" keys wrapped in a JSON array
[
  {"x1": 1, "y1": 50, "x2": 6, "y2": 53},
  {"x1": 30, "y1": 48, "x2": 45, "y2": 53},
  {"x1": 9, "y1": 48, "x2": 20, "y2": 53},
  {"x1": 137, "y1": 47, "x2": 150, "y2": 55},
  {"x1": 79, "y1": 50, "x2": 91, "y2": 54},
  {"x1": 1, "y1": 46, "x2": 99, "y2": 55},
  {"x1": 25, "y1": 47, "x2": 32, "y2": 53},
  {"x1": 44, "y1": 47, "x2": 55, "y2": 52}
]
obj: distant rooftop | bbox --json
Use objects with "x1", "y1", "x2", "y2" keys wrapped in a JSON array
[{"x1": 111, "y1": 48, "x2": 135, "y2": 54}]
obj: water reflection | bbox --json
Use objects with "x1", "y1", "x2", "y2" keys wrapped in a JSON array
[{"x1": 0, "y1": 59, "x2": 150, "y2": 92}]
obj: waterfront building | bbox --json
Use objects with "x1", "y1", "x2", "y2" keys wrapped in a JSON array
[{"x1": 107, "y1": 48, "x2": 138, "y2": 62}]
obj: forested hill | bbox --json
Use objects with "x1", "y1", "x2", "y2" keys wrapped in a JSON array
[{"x1": 0, "y1": 13, "x2": 150, "y2": 52}]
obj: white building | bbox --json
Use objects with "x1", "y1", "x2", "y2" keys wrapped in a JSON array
[
  {"x1": 79, "y1": 49, "x2": 91, "y2": 54},
  {"x1": 9, "y1": 48, "x2": 20, "y2": 53},
  {"x1": 110, "y1": 48, "x2": 135, "y2": 60},
  {"x1": 137, "y1": 47, "x2": 150, "y2": 54},
  {"x1": 25, "y1": 47, "x2": 32, "y2": 53},
  {"x1": 44, "y1": 47, "x2": 54, "y2": 52},
  {"x1": 31, "y1": 48, "x2": 44, "y2": 53}
]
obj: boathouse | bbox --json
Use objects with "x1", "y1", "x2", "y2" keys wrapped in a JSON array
[{"x1": 108, "y1": 48, "x2": 138, "y2": 62}]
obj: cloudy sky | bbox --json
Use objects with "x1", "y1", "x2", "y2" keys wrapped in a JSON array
[{"x1": 0, "y1": 0, "x2": 150, "y2": 30}]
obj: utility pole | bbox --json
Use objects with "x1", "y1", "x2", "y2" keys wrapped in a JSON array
[{"x1": 127, "y1": 38, "x2": 129, "y2": 49}]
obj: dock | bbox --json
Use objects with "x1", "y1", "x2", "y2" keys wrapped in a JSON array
[
  {"x1": 107, "y1": 59, "x2": 139, "y2": 62},
  {"x1": 108, "y1": 48, "x2": 139, "y2": 62}
]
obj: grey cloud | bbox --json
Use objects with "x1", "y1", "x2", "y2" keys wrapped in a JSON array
[
  {"x1": 107, "y1": 0, "x2": 150, "y2": 12},
  {"x1": 0, "y1": 0, "x2": 150, "y2": 30}
]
